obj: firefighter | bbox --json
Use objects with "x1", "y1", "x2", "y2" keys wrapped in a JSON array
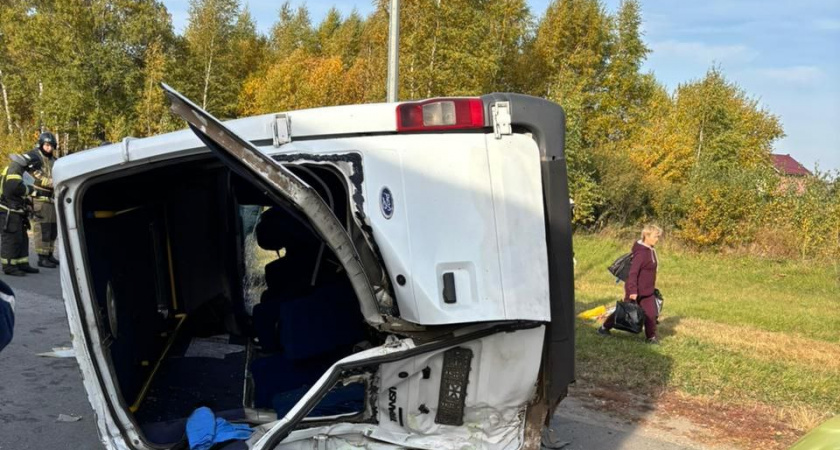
[
  {"x1": 24, "y1": 132, "x2": 59, "y2": 268},
  {"x1": 0, "y1": 152, "x2": 40, "y2": 276}
]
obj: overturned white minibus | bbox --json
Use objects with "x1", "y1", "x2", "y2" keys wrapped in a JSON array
[{"x1": 54, "y1": 85, "x2": 576, "y2": 449}]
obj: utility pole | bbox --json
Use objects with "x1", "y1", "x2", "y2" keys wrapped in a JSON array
[{"x1": 386, "y1": 0, "x2": 400, "y2": 103}]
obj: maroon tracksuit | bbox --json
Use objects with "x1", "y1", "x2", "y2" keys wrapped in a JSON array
[{"x1": 603, "y1": 241, "x2": 658, "y2": 339}]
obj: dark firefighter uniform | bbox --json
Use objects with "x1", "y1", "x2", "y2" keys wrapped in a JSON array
[
  {"x1": 24, "y1": 134, "x2": 59, "y2": 268},
  {"x1": 0, "y1": 154, "x2": 40, "y2": 276},
  {"x1": 0, "y1": 279, "x2": 15, "y2": 352}
]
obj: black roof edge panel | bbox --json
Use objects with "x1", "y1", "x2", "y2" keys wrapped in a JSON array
[{"x1": 480, "y1": 93, "x2": 567, "y2": 161}]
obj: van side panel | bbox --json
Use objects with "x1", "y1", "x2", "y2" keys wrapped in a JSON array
[
  {"x1": 358, "y1": 147, "x2": 419, "y2": 319},
  {"x1": 362, "y1": 134, "x2": 506, "y2": 325},
  {"x1": 485, "y1": 134, "x2": 551, "y2": 321}
]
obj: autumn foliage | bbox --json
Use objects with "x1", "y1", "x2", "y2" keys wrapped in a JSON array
[{"x1": 0, "y1": 0, "x2": 836, "y2": 259}]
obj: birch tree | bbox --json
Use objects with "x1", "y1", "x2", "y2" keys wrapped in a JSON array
[
  {"x1": 183, "y1": 0, "x2": 240, "y2": 116},
  {"x1": 134, "y1": 38, "x2": 176, "y2": 136}
]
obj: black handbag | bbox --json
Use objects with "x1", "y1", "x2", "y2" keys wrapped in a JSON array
[
  {"x1": 607, "y1": 252, "x2": 633, "y2": 282},
  {"x1": 613, "y1": 300, "x2": 646, "y2": 334},
  {"x1": 654, "y1": 288, "x2": 664, "y2": 317}
]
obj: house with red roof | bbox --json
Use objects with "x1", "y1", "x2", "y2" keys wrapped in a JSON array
[{"x1": 771, "y1": 153, "x2": 812, "y2": 194}]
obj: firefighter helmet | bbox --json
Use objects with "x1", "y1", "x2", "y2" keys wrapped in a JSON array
[{"x1": 38, "y1": 132, "x2": 57, "y2": 150}]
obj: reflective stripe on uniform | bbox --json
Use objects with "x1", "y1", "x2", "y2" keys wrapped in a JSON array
[
  {"x1": 0, "y1": 204, "x2": 24, "y2": 214},
  {"x1": 4, "y1": 175, "x2": 22, "y2": 181},
  {"x1": 11, "y1": 257, "x2": 28, "y2": 265}
]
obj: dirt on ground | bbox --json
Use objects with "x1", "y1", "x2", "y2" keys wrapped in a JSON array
[{"x1": 571, "y1": 384, "x2": 803, "y2": 449}]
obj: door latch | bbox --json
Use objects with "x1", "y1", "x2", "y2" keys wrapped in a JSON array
[{"x1": 491, "y1": 101, "x2": 512, "y2": 139}]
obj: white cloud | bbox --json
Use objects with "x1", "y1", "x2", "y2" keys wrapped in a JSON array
[
  {"x1": 650, "y1": 40, "x2": 759, "y2": 66},
  {"x1": 753, "y1": 66, "x2": 826, "y2": 85}
]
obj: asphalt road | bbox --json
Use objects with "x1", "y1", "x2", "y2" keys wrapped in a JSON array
[
  {"x1": 0, "y1": 250, "x2": 699, "y2": 450},
  {"x1": 0, "y1": 255, "x2": 100, "y2": 449}
]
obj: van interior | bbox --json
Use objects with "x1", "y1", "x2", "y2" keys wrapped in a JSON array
[{"x1": 79, "y1": 157, "x2": 378, "y2": 445}]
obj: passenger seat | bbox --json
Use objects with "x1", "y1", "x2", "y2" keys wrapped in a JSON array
[{"x1": 249, "y1": 207, "x2": 367, "y2": 412}]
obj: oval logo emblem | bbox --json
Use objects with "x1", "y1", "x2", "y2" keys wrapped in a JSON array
[{"x1": 380, "y1": 187, "x2": 394, "y2": 219}]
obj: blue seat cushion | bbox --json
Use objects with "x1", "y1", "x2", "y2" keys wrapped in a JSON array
[
  {"x1": 277, "y1": 279, "x2": 365, "y2": 361},
  {"x1": 250, "y1": 354, "x2": 334, "y2": 409}
]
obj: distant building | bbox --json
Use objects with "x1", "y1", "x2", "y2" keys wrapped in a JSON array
[{"x1": 771, "y1": 153, "x2": 812, "y2": 194}]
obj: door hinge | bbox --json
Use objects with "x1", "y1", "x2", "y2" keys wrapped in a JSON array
[
  {"x1": 492, "y1": 101, "x2": 512, "y2": 139},
  {"x1": 273, "y1": 113, "x2": 291, "y2": 147},
  {"x1": 313, "y1": 434, "x2": 328, "y2": 450}
]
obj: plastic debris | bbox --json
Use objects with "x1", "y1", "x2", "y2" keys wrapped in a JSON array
[
  {"x1": 57, "y1": 414, "x2": 82, "y2": 422},
  {"x1": 37, "y1": 347, "x2": 76, "y2": 358},
  {"x1": 577, "y1": 305, "x2": 607, "y2": 320}
]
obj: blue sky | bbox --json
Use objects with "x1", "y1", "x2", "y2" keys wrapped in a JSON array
[{"x1": 162, "y1": 0, "x2": 840, "y2": 171}]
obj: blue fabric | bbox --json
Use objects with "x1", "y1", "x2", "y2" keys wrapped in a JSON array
[
  {"x1": 214, "y1": 417, "x2": 252, "y2": 444},
  {"x1": 250, "y1": 354, "x2": 333, "y2": 408},
  {"x1": 186, "y1": 407, "x2": 252, "y2": 450},
  {"x1": 0, "y1": 279, "x2": 15, "y2": 353},
  {"x1": 278, "y1": 280, "x2": 365, "y2": 361},
  {"x1": 186, "y1": 407, "x2": 214, "y2": 450},
  {"x1": 140, "y1": 409, "x2": 246, "y2": 446}
]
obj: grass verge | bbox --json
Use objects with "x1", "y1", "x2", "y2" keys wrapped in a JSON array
[{"x1": 573, "y1": 233, "x2": 840, "y2": 435}]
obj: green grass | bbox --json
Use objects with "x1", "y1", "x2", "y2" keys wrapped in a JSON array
[{"x1": 573, "y1": 234, "x2": 840, "y2": 425}]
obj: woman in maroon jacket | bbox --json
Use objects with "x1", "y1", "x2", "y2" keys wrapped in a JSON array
[{"x1": 599, "y1": 225, "x2": 663, "y2": 344}]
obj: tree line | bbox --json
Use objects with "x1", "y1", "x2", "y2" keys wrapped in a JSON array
[{"x1": 0, "y1": 0, "x2": 837, "y2": 258}]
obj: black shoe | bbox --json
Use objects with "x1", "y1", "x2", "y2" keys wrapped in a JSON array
[
  {"x1": 597, "y1": 326, "x2": 611, "y2": 336},
  {"x1": 3, "y1": 266, "x2": 26, "y2": 276},
  {"x1": 17, "y1": 264, "x2": 40, "y2": 274},
  {"x1": 38, "y1": 256, "x2": 57, "y2": 269},
  {"x1": 646, "y1": 337, "x2": 660, "y2": 345},
  {"x1": 47, "y1": 254, "x2": 60, "y2": 265}
]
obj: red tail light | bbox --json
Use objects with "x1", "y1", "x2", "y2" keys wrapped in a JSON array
[{"x1": 396, "y1": 98, "x2": 485, "y2": 132}]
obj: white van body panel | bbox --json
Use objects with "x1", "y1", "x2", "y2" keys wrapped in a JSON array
[
  {"x1": 360, "y1": 134, "x2": 549, "y2": 324},
  {"x1": 361, "y1": 134, "x2": 504, "y2": 323},
  {"x1": 246, "y1": 326, "x2": 544, "y2": 450},
  {"x1": 59, "y1": 187, "x2": 146, "y2": 449},
  {"x1": 370, "y1": 326, "x2": 544, "y2": 448},
  {"x1": 484, "y1": 133, "x2": 551, "y2": 320}
]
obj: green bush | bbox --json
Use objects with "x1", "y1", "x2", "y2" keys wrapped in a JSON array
[
  {"x1": 674, "y1": 165, "x2": 775, "y2": 248},
  {"x1": 0, "y1": 132, "x2": 31, "y2": 164},
  {"x1": 765, "y1": 172, "x2": 840, "y2": 260}
]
